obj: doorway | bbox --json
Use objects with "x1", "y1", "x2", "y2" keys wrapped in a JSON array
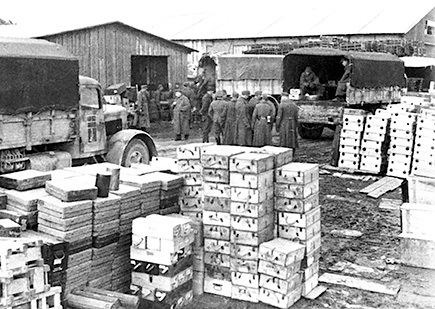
[{"x1": 131, "y1": 55, "x2": 168, "y2": 91}]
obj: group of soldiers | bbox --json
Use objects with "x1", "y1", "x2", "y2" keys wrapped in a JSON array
[{"x1": 171, "y1": 86, "x2": 300, "y2": 153}]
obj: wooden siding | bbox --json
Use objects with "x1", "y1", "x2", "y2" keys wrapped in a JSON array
[{"x1": 41, "y1": 23, "x2": 190, "y2": 89}]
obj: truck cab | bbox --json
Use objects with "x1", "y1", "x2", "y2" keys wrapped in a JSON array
[{"x1": 283, "y1": 48, "x2": 406, "y2": 138}]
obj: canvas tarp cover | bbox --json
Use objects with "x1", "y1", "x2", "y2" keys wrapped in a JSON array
[
  {"x1": 216, "y1": 56, "x2": 283, "y2": 80},
  {"x1": 0, "y1": 57, "x2": 79, "y2": 114}
]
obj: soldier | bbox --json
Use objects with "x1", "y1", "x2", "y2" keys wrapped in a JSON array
[
  {"x1": 334, "y1": 57, "x2": 352, "y2": 102},
  {"x1": 134, "y1": 84, "x2": 151, "y2": 131},
  {"x1": 247, "y1": 90, "x2": 262, "y2": 121},
  {"x1": 200, "y1": 86, "x2": 215, "y2": 143},
  {"x1": 208, "y1": 90, "x2": 228, "y2": 145},
  {"x1": 276, "y1": 92, "x2": 299, "y2": 154},
  {"x1": 223, "y1": 92, "x2": 238, "y2": 145},
  {"x1": 251, "y1": 94, "x2": 274, "y2": 147},
  {"x1": 172, "y1": 88, "x2": 191, "y2": 141},
  {"x1": 234, "y1": 90, "x2": 252, "y2": 146}
]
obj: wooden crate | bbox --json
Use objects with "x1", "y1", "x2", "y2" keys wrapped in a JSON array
[
  {"x1": 407, "y1": 176, "x2": 435, "y2": 204},
  {"x1": 0, "y1": 170, "x2": 51, "y2": 191},
  {"x1": 399, "y1": 233, "x2": 435, "y2": 269}
]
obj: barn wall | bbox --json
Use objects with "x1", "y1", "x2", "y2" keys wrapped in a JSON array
[
  {"x1": 406, "y1": 6, "x2": 435, "y2": 57},
  {"x1": 41, "y1": 23, "x2": 191, "y2": 89}
]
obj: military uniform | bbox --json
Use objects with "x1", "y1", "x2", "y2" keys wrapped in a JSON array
[
  {"x1": 134, "y1": 87, "x2": 151, "y2": 130},
  {"x1": 276, "y1": 96, "x2": 299, "y2": 150},
  {"x1": 234, "y1": 92, "x2": 252, "y2": 146},
  {"x1": 223, "y1": 95, "x2": 237, "y2": 145},
  {"x1": 200, "y1": 91, "x2": 214, "y2": 142},
  {"x1": 208, "y1": 91, "x2": 228, "y2": 145},
  {"x1": 173, "y1": 93, "x2": 191, "y2": 140},
  {"x1": 251, "y1": 99, "x2": 274, "y2": 147}
]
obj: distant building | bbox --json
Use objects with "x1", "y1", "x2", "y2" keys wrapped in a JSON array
[{"x1": 37, "y1": 21, "x2": 196, "y2": 90}]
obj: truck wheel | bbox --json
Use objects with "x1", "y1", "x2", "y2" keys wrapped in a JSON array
[
  {"x1": 121, "y1": 139, "x2": 150, "y2": 167},
  {"x1": 298, "y1": 123, "x2": 324, "y2": 139}
]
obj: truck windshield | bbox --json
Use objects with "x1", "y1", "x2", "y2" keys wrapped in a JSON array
[{"x1": 80, "y1": 87, "x2": 100, "y2": 108}]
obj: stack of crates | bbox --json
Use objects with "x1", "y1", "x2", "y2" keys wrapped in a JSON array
[
  {"x1": 338, "y1": 109, "x2": 367, "y2": 170},
  {"x1": 229, "y1": 152, "x2": 275, "y2": 303},
  {"x1": 201, "y1": 146, "x2": 245, "y2": 298},
  {"x1": 387, "y1": 111, "x2": 417, "y2": 178},
  {"x1": 130, "y1": 215, "x2": 194, "y2": 308},
  {"x1": 411, "y1": 112, "x2": 435, "y2": 178},
  {"x1": 359, "y1": 110, "x2": 390, "y2": 173},
  {"x1": 258, "y1": 238, "x2": 305, "y2": 308},
  {"x1": 274, "y1": 163, "x2": 321, "y2": 297},
  {"x1": 177, "y1": 143, "x2": 212, "y2": 220}
]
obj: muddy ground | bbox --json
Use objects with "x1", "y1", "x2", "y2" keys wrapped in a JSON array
[{"x1": 149, "y1": 120, "x2": 435, "y2": 309}]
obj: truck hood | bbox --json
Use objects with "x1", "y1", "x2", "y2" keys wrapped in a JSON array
[{"x1": 103, "y1": 104, "x2": 128, "y2": 124}]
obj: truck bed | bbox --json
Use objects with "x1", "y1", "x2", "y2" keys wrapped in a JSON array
[{"x1": 296, "y1": 100, "x2": 343, "y2": 125}]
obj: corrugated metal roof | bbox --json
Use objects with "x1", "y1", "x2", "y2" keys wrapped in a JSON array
[{"x1": 143, "y1": 0, "x2": 435, "y2": 40}]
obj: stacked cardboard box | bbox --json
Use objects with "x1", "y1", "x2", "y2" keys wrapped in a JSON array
[
  {"x1": 387, "y1": 111, "x2": 416, "y2": 178},
  {"x1": 177, "y1": 144, "x2": 212, "y2": 219},
  {"x1": 258, "y1": 238, "x2": 305, "y2": 308},
  {"x1": 400, "y1": 176, "x2": 435, "y2": 270},
  {"x1": 131, "y1": 215, "x2": 194, "y2": 308},
  {"x1": 275, "y1": 163, "x2": 321, "y2": 297},
  {"x1": 338, "y1": 109, "x2": 367, "y2": 170},
  {"x1": 201, "y1": 146, "x2": 245, "y2": 298},
  {"x1": 411, "y1": 114, "x2": 435, "y2": 178},
  {"x1": 0, "y1": 238, "x2": 62, "y2": 309},
  {"x1": 359, "y1": 111, "x2": 390, "y2": 173},
  {"x1": 229, "y1": 152, "x2": 275, "y2": 303}
]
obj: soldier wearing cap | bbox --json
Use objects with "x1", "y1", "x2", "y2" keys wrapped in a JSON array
[
  {"x1": 134, "y1": 84, "x2": 151, "y2": 131},
  {"x1": 222, "y1": 92, "x2": 238, "y2": 145},
  {"x1": 334, "y1": 57, "x2": 352, "y2": 101},
  {"x1": 172, "y1": 87, "x2": 191, "y2": 141},
  {"x1": 276, "y1": 92, "x2": 299, "y2": 153},
  {"x1": 252, "y1": 94, "x2": 274, "y2": 147},
  {"x1": 200, "y1": 85, "x2": 215, "y2": 142},
  {"x1": 234, "y1": 90, "x2": 252, "y2": 146},
  {"x1": 208, "y1": 90, "x2": 228, "y2": 145}
]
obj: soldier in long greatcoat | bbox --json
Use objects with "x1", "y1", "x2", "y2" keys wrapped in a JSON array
[
  {"x1": 234, "y1": 90, "x2": 252, "y2": 146},
  {"x1": 208, "y1": 90, "x2": 228, "y2": 145},
  {"x1": 222, "y1": 92, "x2": 238, "y2": 145},
  {"x1": 172, "y1": 88, "x2": 191, "y2": 140},
  {"x1": 251, "y1": 95, "x2": 274, "y2": 147},
  {"x1": 276, "y1": 92, "x2": 299, "y2": 152},
  {"x1": 134, "y1": 85, "x2": 151, "y2": 131}
]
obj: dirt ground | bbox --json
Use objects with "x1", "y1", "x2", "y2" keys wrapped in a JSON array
[{"x1": 149, "y1": 120, "x2": 435, "y2": 309}]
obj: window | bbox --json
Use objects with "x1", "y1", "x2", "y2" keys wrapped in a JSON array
[
  {"x1": 87, "y1": 115, "x2": 97, "y2": 143},
  {"x1": 80, "y1": 87, "x2": 100, "y2": 108},
  {"x1": 425, "y1": 20, "x2": 435, "y2": 36}
]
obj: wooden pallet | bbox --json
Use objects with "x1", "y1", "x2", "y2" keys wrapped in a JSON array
[
  {"x1": 0, "y1": 239, "x2": 43, "y2": 272},
  {"x1": 2, "y1": 286, "x2": 62, "y2": 309},
  {"x1": 360, "y1": 176, "x2": 404, "y2": 198}
]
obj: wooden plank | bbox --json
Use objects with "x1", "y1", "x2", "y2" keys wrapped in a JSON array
[
  {"x1": 303, "y1": 285, "x2": 327, "y2": 300},
  {"x1": 360, "y1": 176, "x2": 394, "y2": 194},
  {"x1": 367, "y1": 178, "x2": 403, "y2": 198},
  {"x1": 379, "y1": 198, "x2": 402, "y2": 210},
  {"x1": 319, "y1": 273, "x2": 400, "y2": 295}
]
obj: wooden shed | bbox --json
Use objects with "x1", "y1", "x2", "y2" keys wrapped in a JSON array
[{"x1": 37, "y1": 21, "x2": 196, "y2": 90}]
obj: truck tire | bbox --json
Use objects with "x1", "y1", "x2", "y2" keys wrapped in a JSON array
[
  {"x1": 121, "y1": 139, "x2": 150, "y2": 167},
  {"x1": 298, "y1": 123, "x2": 324, "y2": 139}
]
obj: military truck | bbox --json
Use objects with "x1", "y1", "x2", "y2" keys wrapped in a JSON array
[
  {"x1": 283, "y1": 48, "x2": 406, "y2": 139},
  {"x1": 0, "y1": 37, "x2": 156, "y2": 174}
]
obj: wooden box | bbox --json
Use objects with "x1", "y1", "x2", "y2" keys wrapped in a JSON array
[
  {"x1": 302, "y1": 272, "x2": 319, "y2": 297},
  {"x1": 230, "y1": 199, "x2": 273, "y2": 218},
  {"x1": 341, "y1": 129, "x2": 362, "y2": 139},
  {"x1": 203, "y1": 211, "x2": 230, "y2": 227},
  {"x1": 177, "y1": 143, "x2": 213, "y2": 160},
  {"x1": 259, "y1": 286, "x2": 302, "y2": 309},
  {"x1": 204, "y1": 252, "x2": 230, "y2": 268},
  {"x1": 340, "y1": 137, "x2": 360, "y2": 147},
  {"x1": 179, "y1": 173, "x2": 202, "y2": 186},
  {"x1": 258, "y1": 259, "x2": 302, "y2": 280},
  {"x1": 274, "y1": 193, "x2": 319, "y2": 214},
  {"x1": 259, "y1": 272, "x2": 302, "y2": 295},
  {"x1": 0, "y1": 170, "x2": 51, "y2": 191},
  {"x1": 339, "y1": 144, "x2": 360, "y2": 154},
  {"x1": 231, "y1": 285, "x2": 259, "y2": 303},
  {"x1": 230, "y1": 170, "x2": 274, "y2": 189},
  {"x1": 203, "y1": 225, "x2": 230, "y2": 241},
  {"x1": 362, "y1": 131, "x2": 386, "y2": 142},
  {"x1": 201, "y1": 145, "x2": 246, "y2": 169},
  {"x1": 203, "y1": 183, "x2": 231, "y2": 199},
  {"x1": 301, "y1": 261, "x2": 319, "y2": 281},
  {"x1": 45, "y1": 179, "x2": 97, "y2": 202},
  {"x1": 204, "y1": 276, "x2": 232, "y2": 297},
  {"x1": 259, "y1": 238, "x2": 305, "y2": 266},
  {"x1": 202, "y1": 168, "x2": 230, "y2": 184},
  {"x1": 361, "y1": 139, "x2": 382, "y2": 149},
  {"x1": 38, "y1": 195, "x2": 92, "y2": 219},
  {"x1": 339, "y1": 152, "x2": 359, "y2": 161},
  {"x1": 230, "y1": 243, "x2": 259, "y2": 260},
  {"x1": 179, "y1": 196, "x2": 203, "y2": 212},
  {"x1": 231, "y1": 272, "x2": 259, "y2": 289},
  {"x1": 203, "y1": 196, "x2": 230, "y2": 212},
  {"x1": 275, "y1": 163, "x2": 318, "y2": 185},
  {"x1": 229, "y1": 152, "x2": 274, "y2": 174},
  {"x1": 205, "y1": 264, "x2": 231, "y2": 281},
  {"x1": 390, "y1": 136, "x2": 414, "y2": 147},
  {"x1": 258, "y1": 146, "x2": 293, "y2": 168},
  {"x1": 130, "y1": 245, "x2": 192, "y2": 266},
  {"x1": 131, "y1": 266, "x2": 192, "y2": 292},
  {"x1": 231, "y1": 187, "x2": 273, "y2": 204},
  {"x1": 401, "y1": 203, "x2": 435, "y2": 236},
  {"x1": 204, "y1": 238, "x2": 230, "y2": 255},
  {"x1": 231, "y1": 225, "x2": 274, "y2": 246},
  {"x1": 231, "y1": 212, "x2": 274, "y2": 232},
  {"x1": 230, "y1": 258, "x2": 258, "y2": 274},
  {"x1": 274, "y1": 182, "x2": 319, "y2": 199},
  {"x1": 342, "y1": 114, "x2": 365, "y2": 124},
  {"x1": 338, "y1": 158, "x2": 359, "y2": 170},
  {"x1": 278, "y1": 220, "x2": 321, "y2": 241},
  {"x1": 302, "y1": 233, "x2": 322, "y2": 255},
  {"x1": 343, "y1": 121, "x2": 364, "y2": 132},
  {"x1": 180, "y1": 185, "x2": 203, "y2": 199},
  {"x1": 399, "y1": 233, "x2": 435, "y2": 269},
  {"x1": 407, "y1": 176, "x2": 435, "y2": 204}
]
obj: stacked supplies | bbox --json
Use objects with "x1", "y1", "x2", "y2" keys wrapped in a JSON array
[
  {"x1": 229, "y1": 152, "x2": 275, "y2": 303},
  {"x1": 201, "y1": 145, "x2": 245, "y2": 298},
  {"x1": 258, "y1": 238, "x2": 305, "y2": 308},
  {"x1": 131, "y1": 215, "x2": 194, "y2": 308},
  {"x1": 411, "y1": 113, "x2": 435, "y2": 177},
  {"x1": 156, "y1": 172, "x2": 184, "y2": 215},
  {"x1": 275, "y1": 163, "x2": 321, "y2": 297}
]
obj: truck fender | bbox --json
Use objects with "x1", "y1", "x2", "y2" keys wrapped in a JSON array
[{"x1": 106, "y1": 129, "x2": 157, "y2": 165}]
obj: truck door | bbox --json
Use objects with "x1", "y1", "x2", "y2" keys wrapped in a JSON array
[{"x1": 79, "y1": 85, "x2": 107, "y2": 154}]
